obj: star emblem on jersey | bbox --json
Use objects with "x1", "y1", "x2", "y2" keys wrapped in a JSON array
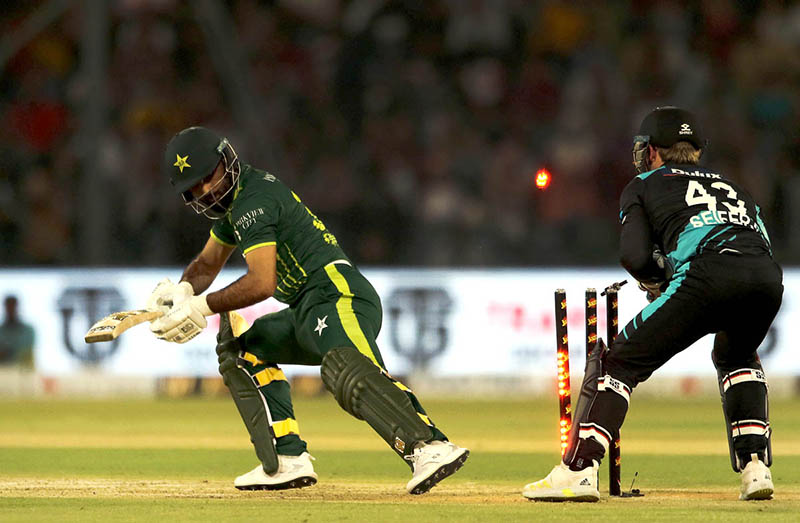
[
  {"x1": 174, "y1": 154, "x2": 191, "y2": 173},
  {"x1": 314, "y1": 315, "x2": 328, "y2": 336}
]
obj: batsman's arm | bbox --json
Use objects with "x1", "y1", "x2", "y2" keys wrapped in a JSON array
[
  {"x1": 205, "y1": 244, "x2": 277, "y2": 313},
  {"x1": 181, "y1": 236, "x2": 236, "y2": 294}
]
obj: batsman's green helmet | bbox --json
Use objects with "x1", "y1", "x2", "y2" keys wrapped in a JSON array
[
  {"x1": 164, "y1": 126, "x2": 228, "y2": 193},
  {"x1": 163, "y1": 126, "x2": 241, "y2": 219}
]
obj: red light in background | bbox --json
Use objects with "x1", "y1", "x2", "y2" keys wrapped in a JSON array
[{"x1": 534, "y1": 168, "x2": 551, "y2": 190}]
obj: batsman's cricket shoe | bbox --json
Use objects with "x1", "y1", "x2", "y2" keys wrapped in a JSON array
[
  {"x1": 234, "y1": 452, "x2": 317, "y2": 490},
  {"x1": 405, "y1": 441, "x2": 469, "y2": 495},
  {"x1": 739, "y1": 454, "x2": 773, "y2": 501},
  {"x1": 522, "y1": 460, "x2": 600, "y2": 502}
]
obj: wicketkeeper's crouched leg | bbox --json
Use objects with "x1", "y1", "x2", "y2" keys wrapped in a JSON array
[
  {"x1": 555, "y1": 340, "x2": 630, "y2": 471},
  {"x1": 523, "y1": 341, "x2": 627, "y2": 503},
  {"x1": 567, "y1": 388, "x2": 628, "y2": 469},
  {"x1": 564, "y1": 274, "x2": 712, "y2": 470}
]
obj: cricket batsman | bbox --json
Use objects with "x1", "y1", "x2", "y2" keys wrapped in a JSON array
[
  {"x1": 523, "y1": 107, "x2": 782, "y2": 501},
  {"x1": 148, "y1": 126, "x2": 468, "y2": 493}
]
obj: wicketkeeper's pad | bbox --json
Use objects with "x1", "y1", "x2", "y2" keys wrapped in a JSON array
[
  {"x1": 717, "y1": 365, "x2": 772, "y2": 472},
  {"x1": 563, "y1": 339, "x2": 607, "y2": 466}
]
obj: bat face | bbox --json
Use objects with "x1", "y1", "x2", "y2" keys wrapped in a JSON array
[{"x1": 84, "y1": 309, "x2": 163, "y2": 343}]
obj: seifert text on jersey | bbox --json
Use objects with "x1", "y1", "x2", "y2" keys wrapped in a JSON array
[
  {"x1": 620, "y1": 163, "x2": 772, "y2": 272},
  {"x1": 210, "y1": 165, "x2": 350, "y2": 304}
]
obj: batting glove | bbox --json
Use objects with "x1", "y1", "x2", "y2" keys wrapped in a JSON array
[
  {"x1": 150, "y1": 295, "x2": 213, "y2": 344},
  {"x1": 146, "y1": 278, "x2": 194, "y2": 313}
]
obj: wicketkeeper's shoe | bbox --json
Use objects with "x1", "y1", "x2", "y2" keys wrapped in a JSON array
[
  {"x1": 234, "y1": 452, "x2": 318, "y2": 490},
  {"x1": 405, "y1": 441, "x2": 470, "y2": 495},
  {"x1": 739, "y1": 453, "x2": 773, "y2": 501},
  {"x1": 522, "y1": 460, "x2": 600, "y2": 502}
]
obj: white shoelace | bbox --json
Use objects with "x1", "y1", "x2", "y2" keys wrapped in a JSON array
[{"x1": 404, "y1": 443, "x2": 449, "y2": 470}]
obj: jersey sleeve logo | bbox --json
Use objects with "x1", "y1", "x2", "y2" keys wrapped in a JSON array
[{"x1": 234, "y1": 208, "x2": 266, "y2": 231}]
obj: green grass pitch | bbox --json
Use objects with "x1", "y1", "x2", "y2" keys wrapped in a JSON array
[{"x1": 1, "y1": 396, "x2": 798, "y2": 521}]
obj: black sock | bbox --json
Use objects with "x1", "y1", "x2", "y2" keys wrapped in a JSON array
[{"x1": 569, "y1": 438, "x2": 605, "y2": 471}]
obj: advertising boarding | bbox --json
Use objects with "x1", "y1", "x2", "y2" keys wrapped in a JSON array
[{"x1": 0, "y1": 268, "x2": 794, "y2": 378}]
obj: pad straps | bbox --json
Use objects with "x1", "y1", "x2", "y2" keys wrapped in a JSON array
[{"x1": 321, "y1": 348, "x2": 433, "y2": 459}]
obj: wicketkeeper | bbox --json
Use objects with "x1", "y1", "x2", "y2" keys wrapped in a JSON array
[
  {"x1": 149, "y1": 126, "x2": 468, "y2": 493},
  {"x1": 523, "y1": 107, "x2": 782, "y2": 502}
]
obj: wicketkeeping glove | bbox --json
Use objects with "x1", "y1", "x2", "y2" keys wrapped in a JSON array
[
  {"x1": 637, "y1": 280, "x2": 665, "y2": 303},
  {"x1": 652, "y1": 248, "x2": 674, "y2": 281},
  {"x1": 146, "y1": 278, "x2": 194, "y2": 313},
  {"x1": 638, "y1": 248, "x2": 674, "y2": 302},
  {"x1": 150, "y1": 295, "x2": 213, "y2": 343}
]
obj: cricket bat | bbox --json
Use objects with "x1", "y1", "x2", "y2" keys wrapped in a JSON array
[{"x1": 84, "y1": 309, "x2": 164, "y2": 343}]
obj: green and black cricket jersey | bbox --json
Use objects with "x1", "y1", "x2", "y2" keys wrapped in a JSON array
[
  {"x1": 207, "y1": 164, "x2": 447, "y2": 453},
  {"x1": 210, "y1": 164, "x2": 350, "y2": 304}
]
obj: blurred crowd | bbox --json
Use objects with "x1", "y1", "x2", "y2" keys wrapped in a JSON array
[{"x1": 1, "y1": 0, "x2": 798, "y2": 268}]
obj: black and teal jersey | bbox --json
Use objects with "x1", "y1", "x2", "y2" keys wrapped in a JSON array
[
  {"x1": 210, "y1": 164, "x2": 349, "y2": 304},
  {"x1": 619, "y1": 163, "x2": 772, "y2": 280}
]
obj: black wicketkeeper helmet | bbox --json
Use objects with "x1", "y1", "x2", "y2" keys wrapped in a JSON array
[
  {"x1": 163, "y1": 126, "x2": 240, "y2": 219},
  {"x1": 632, "y1": 106, "x2": 706, "y2": 173}
]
